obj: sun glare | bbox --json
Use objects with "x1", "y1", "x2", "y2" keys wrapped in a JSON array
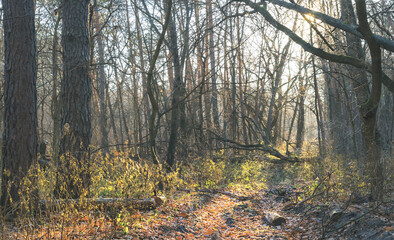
[{"x1": 304, "y1": 13, "x2": 315, "y2": 21}]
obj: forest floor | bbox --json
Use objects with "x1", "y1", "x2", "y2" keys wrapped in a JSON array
[{"x1": 3, "y1": 183, "x2": 393, "y2": 239}]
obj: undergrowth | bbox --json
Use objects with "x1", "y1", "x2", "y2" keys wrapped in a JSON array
[{"x1": 0, "y1": 145, "x2": 391, "y2": 238}]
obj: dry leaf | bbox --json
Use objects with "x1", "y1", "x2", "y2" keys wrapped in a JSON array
[{"x1": 178, "y1": 212, "x2": 188, "y2": 218}]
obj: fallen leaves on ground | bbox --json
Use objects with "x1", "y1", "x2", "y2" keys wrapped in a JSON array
[{"x1": 3, "y1": 186, "x2": 393, "y2": 239}]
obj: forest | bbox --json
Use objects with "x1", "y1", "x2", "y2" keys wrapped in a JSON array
[{"x1": 0, "y1": 0, "x2": 393, "y2": 239}]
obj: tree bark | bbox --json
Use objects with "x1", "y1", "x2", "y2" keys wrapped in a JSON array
[
  {"x1": 166, "y1": 0, "x2": 186, "y2": 170},
  {"x1": 355, "y1": 0, "x2": 384, "y2": 201},
  {"x1": 1, "y1": 0, "x2": 38, "y2": 213},
  {"x1": 55, "y1": 0, "x2": 92, "y2": 199},
  {"x1": 93, "y1": 7, "x2": 109, "y2": 154}
]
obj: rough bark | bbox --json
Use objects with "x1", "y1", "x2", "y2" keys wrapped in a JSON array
[
  {"x1": 55, "y1": 0, "x2": 92, "y2": 199},
  {"x1": 1, "y1": 0, "x2": 38, "y2": 212}
]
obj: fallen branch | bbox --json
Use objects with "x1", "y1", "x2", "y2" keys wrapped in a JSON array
[
  {"x1": 208, "y1": 130, "x2": 299, "y2": 163},
  {"x1": 39, "y1": 196, "x2": 164, "y2": 211}
]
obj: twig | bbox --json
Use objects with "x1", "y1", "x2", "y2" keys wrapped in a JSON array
[{"x1": 296, "y1": 191, "x2": 324, "y2": 206}]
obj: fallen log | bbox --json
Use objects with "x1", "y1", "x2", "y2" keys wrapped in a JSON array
[
  {"x1": 39, "y1": 196, "x2": 165, "y2": 211},
  {"x1": 263, "y1": 212, "x2": 286, "y2": 226}
]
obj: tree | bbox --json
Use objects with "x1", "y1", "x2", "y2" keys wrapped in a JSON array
[
  {"x1": 93, "y1": 4, "x2": 109, "y2": 154},
  {"x1": 54, "y1": 0, "x2": 92, "y2": 199},
  {"x1": 51, "y1": 15, "x2": 62, "y2": 165},
  {"x1": 207, "y1": 0, "x2": 220, "y2": 131},
  {"x1": 165, "y1": 0, "x2": 187, "y2": 170},
  {"x1": 236, "y1": 0, "x2": 393, "y2": 200},
  {"x1": 0, "y1": 0, "x2": 38, "y2": 213}
]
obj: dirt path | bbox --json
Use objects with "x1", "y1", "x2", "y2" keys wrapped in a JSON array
[
  {"x1": 126, "y1": 188, "x2": 305, "y2": 239},
  {"x1": 4, "y1": 186, "x2": 392, "y2": 239}
]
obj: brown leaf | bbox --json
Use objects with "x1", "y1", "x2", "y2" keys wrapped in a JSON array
[
  {"x1": 177, "y1": 212, "x2": 188, "y2": 218},
  {"x1": 204, "y1": 228, "x2": 216, "y2": 235}
]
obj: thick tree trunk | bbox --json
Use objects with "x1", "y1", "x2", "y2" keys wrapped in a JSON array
[
  {"x1": 355, "y1": 0, "x2": 384, "y2": 200},
  {"x1": 55, "y1": 0, "x2": 92, "y2": 199},
  {"x1": 1, "y1": 0, "x2": 38, "y2": 212},
  {"x1": 339, "y1": 0, "x2": 384, "y2": 200}
]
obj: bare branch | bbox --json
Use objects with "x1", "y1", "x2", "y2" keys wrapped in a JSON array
[{"x1": 234, "y1": 0, "x2": 394, "y2": 92}]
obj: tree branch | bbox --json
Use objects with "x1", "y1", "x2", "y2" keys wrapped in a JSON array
[
  {"x1": 234, "y1": 0, "x2": 394, "y2": 92},
  {"x1": 207, "y1": 129, "x2": 299, "y2": 163},
  {"x1": 263, "y1": 0, "x2": 394, "y2": 52}
]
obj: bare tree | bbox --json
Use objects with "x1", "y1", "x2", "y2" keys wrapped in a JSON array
[{"x1": 236, "y1": 0, "x2": 393, "y2": 199}]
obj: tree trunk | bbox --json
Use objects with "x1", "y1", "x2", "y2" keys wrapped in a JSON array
[
  {"x1": 146, "y1": 0, "x2": 172, "y2": 163},
  {"x1": 312, "y1": 53, "x2": 326, "y2": 155},
  {"x1": 55, "y1": 0, "x2": 92, "y2": 199},
  {"x1": 355, "y1": 0, "x2": 384, "y2": 200},
  {"x1": 295, "y1": 76, "x2": 305, "y2": 150},
  {"x1": 93, "y1": 7, "x2": 109, "y2": 154},
  {"x1": 207, "y1": 0, "x2": 220, "y2": 131},
  {"x1": 133, "y1": 0, "x2": 150, "y2": 148},
  {"x1": 340, "y1": 0, "x2": 384, "y2": 200},
  {"x1": 266, "y1": 40, "x2": 291, "y2": 143},
  {"x1": 229, "y1": 13, "x2": 238, "y2": 141},
  {"x1": 106, "y1": 87, "x2": 119, "y2": 149},
  {"x1": 1, "y1": 0, "x2": 38, "y2": 213},
  {"x1": 51, "y1": 15, "x2": 61, "y2": 163},
  {"x1": 166, "y1": 0, "x2": 186, "y2": 170}
]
